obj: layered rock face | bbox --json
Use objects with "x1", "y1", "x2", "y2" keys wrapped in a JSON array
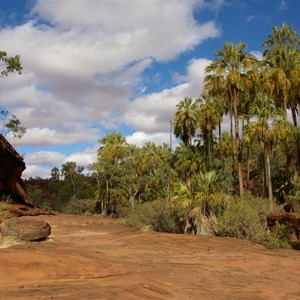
[
  {"x1": 0, "y1": 134, "x2": 52, "y2": 242},
  {"x1": 0, "y1": 133, "x2": 33, "y2": 206}
]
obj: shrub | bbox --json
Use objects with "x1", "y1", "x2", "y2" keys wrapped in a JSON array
[
  {"x1": 218, "y1": 198, "x2": 267, "y2": 244},
  {"x1": 64, "y1": 198, "x2": 98, "y2": 215},
  {"x1": 0, "y1": 195, "x2": 11, "y2": 219},
  {"x1": 217, "y1": 195, "x2": 290, "y2": 248},
  {"x1": 0, "y1": 236, "x2": 24, "y2": 249},
  {"x1": 0, "y1": 195, "x2": 25, "y2": 248},
  {"x1": 126, "y1": 199, "x2": 180, "y2": 233}
]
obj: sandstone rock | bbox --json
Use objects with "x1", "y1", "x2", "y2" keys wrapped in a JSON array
[
  {"x1": 0, "y1": 133, "x2": 33, "y2": 206},
  {"x1": 0, "y1": 218, "x2": 51, "y2": 242},
  {"x1": 8, "y1": 204, "x2": 56, "y2": 217}
]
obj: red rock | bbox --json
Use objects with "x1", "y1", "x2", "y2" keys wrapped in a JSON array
[
  {"x1": 0, "y1": 133, "x2": 33, "y2": 206},
  {"x1": 0, "y1": 218, "x2": 51, "y2": 242}
]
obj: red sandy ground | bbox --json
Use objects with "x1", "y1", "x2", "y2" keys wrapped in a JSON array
[{"x1": 0, "y1": 214, "x2": 300, "y2": 300}]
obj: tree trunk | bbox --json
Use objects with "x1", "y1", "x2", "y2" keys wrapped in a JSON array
[
  {"x1": 207, "y1": 130, "x2": 211, "y2": 170},
  {"x1": 233, "y1": 98, "x2": 243, "y2": 196},
  {"x1": 292, "y1": 107, "x2": 298, "y2": 127},
  {"x1": 265, "y1": 152, "x2": 273, "y2": 211},
  {"x1": 229, "y1": 107, "x2": 235, "y2": 188},
  {"x1": 218, "y1": 122, "x2": 222, "y2": 162}
]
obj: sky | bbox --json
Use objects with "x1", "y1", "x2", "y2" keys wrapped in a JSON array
[{"x1": 0, "y1": 0, "x2": 299, "y2": 179}]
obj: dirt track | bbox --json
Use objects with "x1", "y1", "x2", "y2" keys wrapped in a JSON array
[{"x1": 0, "y1": 214, "x2": 300, "y2": 300}]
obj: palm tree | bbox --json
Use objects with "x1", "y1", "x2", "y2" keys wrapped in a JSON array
[
  {"x1": 173, "y1": 143, "x2": 205, "y2": 185},
  {"x1": 243, "y1": 94, "x2": 291, "y2": 210},
  {"x1": 205, "y1": 42, "x2": 256, "y2": 196},
  {"x1": 194, "y1": 94, "x2": 222, "y2": 170},
  {"x1": 262, "y1": 24, "x2": 300, "y2": 173},
  {"x1": 262, "y1": 23, "x2": 300, "y2": 120},
  {"x1": 173, "y1": 97, "x2": 197, "y2": 146}
]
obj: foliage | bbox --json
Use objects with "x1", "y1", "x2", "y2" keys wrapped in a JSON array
[
  {"x1": 0, "y1": 50, "x2": 22, "y2": 77},
  {"x1": 64, "y1": 198, "x2": 99, "y2": 215},
  {"x1": 126, "y1": 199, "x2": 179, "y2": 233},
  {"x1": 217, "y1": 195, "x2": 290, "y2": 248},
  {"x1": 0, "y1": 195, "x2": 10, "y2": 219},
  {"x1": 1, "y1": 110, "x2": 26, "y2": 141},
  {"x1": 173, "y1": 97, "x2": 197, "y2": 146},
  {"x1": 0, "y1": 196, "x2": 25, "y2": 248}
]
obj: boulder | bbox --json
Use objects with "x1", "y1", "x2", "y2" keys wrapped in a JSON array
[{"x1": 0, "y1": 218, "x2": 51, "y2": 242}]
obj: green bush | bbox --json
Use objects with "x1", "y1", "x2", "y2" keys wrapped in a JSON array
[
  {"x1": 217, "y1": 195, "x2": 290, "y2": 248},
  {"x1": 64, "y1": 198, "x2": 98, "y2": 215},
  {"x1": 126, "y1": 199, "x2": 180, "y2": 233},
  {"x1": 218, "y1": 198, "x2": 267, "y2": 244}
]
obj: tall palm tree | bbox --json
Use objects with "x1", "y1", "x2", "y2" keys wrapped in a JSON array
[
  {"x1": 262, "y1": 23, "x2": 300, "y2": 120},
  {"x1": 262, "y1": 23, "x2": 300, "y2": 172},
  {"x1": 173, "y1": 97, "x2": 197, "y2": 146},
  {"x1": 205, "y1": 42, "x2": 256, "y2": 196},
  {"x1": 243, "y1": 94, "x2": 290, "y2": 210},
  {"x1": 194, "y1": 94, "x2": 222, "y2": 170}
]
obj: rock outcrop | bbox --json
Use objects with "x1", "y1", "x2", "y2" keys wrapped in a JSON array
[
  {"x1": 0, "y1": 134, "x2": 53, "y2": 242},
  {"x1": 0, "y1": 133, "x2": 33, "y2": 206}
]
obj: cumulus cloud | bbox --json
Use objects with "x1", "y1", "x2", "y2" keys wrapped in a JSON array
[
  {"x1": 25, "y1": 151, "x2": 65, "y2": 165},
  {"x1": 15, "y1": 127, "x2": 99, "y2": 147},
  {"x1": 0, "y1": 0, "x2": 222, "y2": 178},
  {"x1": 63, "y1": 146, "x2": 98, "y2": 168},
  {"x1": 22, "y1": 165, "x2": 52, "y2": 179},
  {"x1": 124, "y1": 58, "x2": 211, "y2": 133},
  {"x1": 0, "y1": 0, "x2": 220, "y2": 142},
  {"x1": 126, "y1": 131, "x2": 173, "y2": 148}
]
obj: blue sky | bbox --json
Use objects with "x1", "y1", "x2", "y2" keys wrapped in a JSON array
[{"x1": 0, "y1": 0, "x2": 299, "y2": 178}]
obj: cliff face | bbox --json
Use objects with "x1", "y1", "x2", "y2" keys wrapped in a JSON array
[{"x1": 0, "y1": 134, "x2": 33, "y2": 206}]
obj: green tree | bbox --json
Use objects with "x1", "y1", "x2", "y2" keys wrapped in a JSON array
[
  {"x1": 205, "y1": 42, "x2": 256, "y2": 196},
  {"x1": 172, "y1": 143, "x2": 205, "y2": 185},
  {"x1": 194, "y1": 94, "x2": 222, "y2": 170},
  {"x1": 0, "y1": 50, "x2": 22, "y2": 77},
  {"x1": 97, "y1": 132, "x2": 130, "y2": 214},
  {"x1": 61, "y1": 161, "x2": 90, "y2": 200},
  {"x1": 243, "y1": 94, "x2": 291, "y2": 209},
  {"x1": 173, "y1": 97, "x2": 197, "y2": 146},
  {"x1": 262, "y1": 23, "x2": 300, "y2": 117},
  {"x1": 0, "y1": 51, "x2": 24, "y2": 142}
]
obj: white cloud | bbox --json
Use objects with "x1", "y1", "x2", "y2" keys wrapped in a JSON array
[
  {"x1": 250, "y1": 50, "x2": 263, "y2": 61},
  {"x1": 125, "y1": 58, "x2": 211, "y2": 133},
  {"x1": 16, "y1": 127, "x2": 99, "y2": 147},
  {"x1": 22, "y1": 165, "x2": 51, "y2": 179},
  {"x1": 63, "y1": 146, "x2": 98, "y2": 168},
  {"x1": 0, "y1": 0, "x2": 222, "y2": 179},
  {"x1": 25, "y1": 151, "x2": 65, "y2": 165},
  {"x1": 126, "y1": 131, "x2": 173, "y2": 148},
  {"x1": 0, "y1": 0, "x2": 220, "y2": 148}
]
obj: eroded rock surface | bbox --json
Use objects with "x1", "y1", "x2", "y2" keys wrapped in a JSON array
[
  {"x1": 0, "y1": 133, "x2": 33, "y2": 206},
  {"x1": 0, "y1": 218, "x2": 51, "y2": 241}
]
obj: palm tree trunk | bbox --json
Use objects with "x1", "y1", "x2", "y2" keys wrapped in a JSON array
[
  {"x1": 207, "y1": 131, "x2": 211, "y2": 170},
  {"x1": 265, "y1": 152, "x2": 273, "y2": 211},
  {"x1": 229, "y1": 108, "x2": 235, "y2": 188},
  {"x1": 233, "y1": 99, "x2": 243, "y2": 196},
  {"x1": 292, "y1": 108, "x2": 298, "y2": 127},
  {"x1": 218, "y1": 122, "x2": 222, "y2": 162}
]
